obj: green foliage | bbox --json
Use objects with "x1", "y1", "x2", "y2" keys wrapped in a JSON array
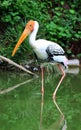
[
  {"x1": 45, "y1": 1, "x2": 81, "y2": 46},
  {"x1": 0, "y1": 0, "x2": 81, "y2": 62}
]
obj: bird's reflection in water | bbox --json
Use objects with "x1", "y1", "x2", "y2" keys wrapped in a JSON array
[
  {"x1": 53, "y1": 99, "x2": 67, "y2": 130},
  {"x1": 39, "y1": 66, "x2": 80, "y2": 130},
  {"x1": 39, "y1": 93, "x2": 67, "y2": 130},
  {"x1": 40, "y1": 93, "x2": 44, "y2": 129}
]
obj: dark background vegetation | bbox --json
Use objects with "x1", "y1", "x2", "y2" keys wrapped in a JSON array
[{"x1": 0, "y1": 0, "x2": 81, "y2": 63}]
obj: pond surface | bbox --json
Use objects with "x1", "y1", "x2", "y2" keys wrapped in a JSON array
[{"x1": 0, "y1": 67, "x2": 81, "y2": 130}]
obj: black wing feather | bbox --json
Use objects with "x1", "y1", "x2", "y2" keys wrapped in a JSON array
[{"x1": 46, "y1": 44, "x2": 65, "y2": 60}]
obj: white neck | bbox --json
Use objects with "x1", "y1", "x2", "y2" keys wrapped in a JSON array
[{"x1": 29, "y1": 21, "x2": 39, "y2": 48}]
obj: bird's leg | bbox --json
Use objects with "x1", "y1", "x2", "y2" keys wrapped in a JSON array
[
  {"x1": 41, "y1": 67, "x2": 44, "y2": 95},
  {"x1": 53, "y1": 64, "x2": 65, "y2": 99}
]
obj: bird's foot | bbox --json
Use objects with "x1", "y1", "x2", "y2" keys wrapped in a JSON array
[
  {"x1": 52, "y1": 93, "x2": 56, "y2": 100},
  {"x1": 41, "y1": 87, "x2": 44, "y2": 95}
]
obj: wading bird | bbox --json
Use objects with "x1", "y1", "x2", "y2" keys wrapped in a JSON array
[{"x1": 12, "y1": 20, "x2": 68, "y2": 99}]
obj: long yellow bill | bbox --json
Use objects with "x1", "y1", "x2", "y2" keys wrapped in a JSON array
[{"x1": 12, "y1": 28, "x2": 31, "y2": 57}]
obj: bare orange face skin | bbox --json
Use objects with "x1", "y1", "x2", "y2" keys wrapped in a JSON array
[
  {"x1": 26, "y1": 20, "x2": 35, "y2": 32},
  {"x1": 12, "y1": 20, "x2": 35, "y2": 57}
]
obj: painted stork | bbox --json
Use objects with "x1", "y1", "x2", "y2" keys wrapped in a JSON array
[{"x1": 12, "y1": 20, "x2": 68, "y2": 99}]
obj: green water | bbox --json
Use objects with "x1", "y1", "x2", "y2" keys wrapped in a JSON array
[{"x1": 0, "y1": 67, "x2": 81, "y2": 130}]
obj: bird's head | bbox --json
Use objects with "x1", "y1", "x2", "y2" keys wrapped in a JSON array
[{"x1": 12, "y1": 20, "x2": 35, "y2": 56}]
